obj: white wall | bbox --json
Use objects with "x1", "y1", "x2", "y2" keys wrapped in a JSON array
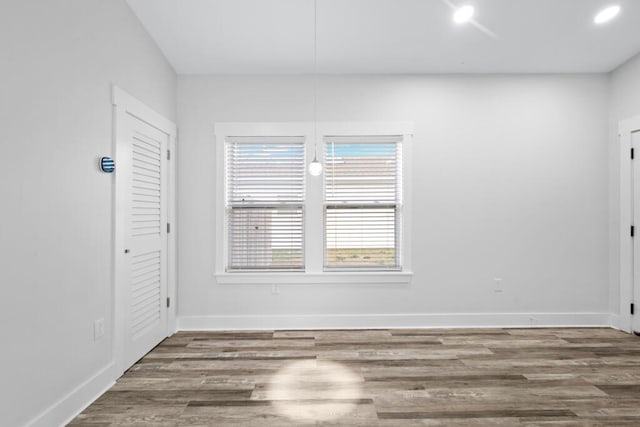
[
  {"x1": 177, "y1": 74, "x2": 610, "y2": 329},
  {"x1": 608, "y1": 52, "x2": 640, "y2": 320},
  {"x1": 0, "y1": 1, "x2": 176, "y2": 426}
]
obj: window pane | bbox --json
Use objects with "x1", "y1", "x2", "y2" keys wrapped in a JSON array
[
  {"x1": 227, "y1": 138, "x2": 305, "y2": 204},
  {"x1": 325, "y1": 142, "x2": 399, "y2": 204},
  {"x1": 228, "y1": 207, "x2": 304, "y2": 270},
  {"x1": 325, "y1": 206, "x2": 397, "y2": 268}
]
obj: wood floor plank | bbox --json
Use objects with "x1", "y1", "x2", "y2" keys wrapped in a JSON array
[
  {"x1": 377, "y1": 409, "x2": 577, "y2": 419},
  {"x1": 69, "y1": 327, "x2": 640, "y2": 426}
]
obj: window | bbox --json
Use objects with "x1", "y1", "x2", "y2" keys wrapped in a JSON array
[
  {"x1": 215, "y1": 122, "x2": 412, "y2": 283},
  {"x1": 324, "y1": 136, "x2": 402, "y2": 270},
  {"x1": 225, "y1": 136, "x2": 305, "y2": 271}
]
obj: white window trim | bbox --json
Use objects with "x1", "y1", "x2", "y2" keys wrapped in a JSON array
[{"x1": 214, "y1": 121, "x2": 414, "y2": 285}]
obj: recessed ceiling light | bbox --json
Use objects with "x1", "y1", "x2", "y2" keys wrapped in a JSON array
[
  {"x1": 453, "y1": 5, "x2": 475, "y2": 24},
  {"x1": 594, "y1": 5, "x2": 620, "y2": 24}
]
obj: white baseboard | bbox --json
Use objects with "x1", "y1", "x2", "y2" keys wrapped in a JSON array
[
  {"x1": 178, "y1": 312, "x2": 612, "y2": 331},
  {"x1": 609, "y1": 313, "x2": 631, "y2": 332},
  {"x1": 25, "y1": 362, "x2": 115, "y2": 427},
  {"x1": 610, "y1": 313, "x2": 621, "y2": 330}
]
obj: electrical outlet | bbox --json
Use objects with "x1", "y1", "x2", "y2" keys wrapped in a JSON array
[
  {"x1": 94, "y1": 318, "x2": 105, "y2": 341},
  {"x1": 494, "y1": 278, "x2": 503, "y2": 293},
  {"x1": 271, "y1": 284, "x2": 280, "y2": 295}
]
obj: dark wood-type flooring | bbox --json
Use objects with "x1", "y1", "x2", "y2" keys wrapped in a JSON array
[{"x1": 70, "y1": 328, "x2": 640, "y2": 426}]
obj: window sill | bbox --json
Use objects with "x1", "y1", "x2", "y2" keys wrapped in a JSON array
[{"x1": 214, "y1": 271, "x2": 413, "y2": 285}]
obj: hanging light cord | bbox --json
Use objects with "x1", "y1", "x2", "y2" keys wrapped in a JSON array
[
  {"x1": 307, "y1": 0, "x2": 322, "y2": 176},
  {"x1": 313, "y1": 0, "x2": 318, "y2": 160}
]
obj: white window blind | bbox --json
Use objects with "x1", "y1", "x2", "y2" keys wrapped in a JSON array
[
  {"x1": 226, "y1": 136, "x2": 305, "y2": 271},
  {"x1": 324, "y1": 136, "x2": 402, "y2": 270}
]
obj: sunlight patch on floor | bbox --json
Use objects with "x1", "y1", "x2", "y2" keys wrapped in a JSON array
[{"x1": 266, "y1": 359, "x2": 363, "y2": 423}]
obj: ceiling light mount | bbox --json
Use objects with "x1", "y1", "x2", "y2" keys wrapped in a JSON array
[
  {"x1": 594, "y1": 5, "x2": 621, "y2": 24},
  {"x1": 453, "y1": 5, "x2": 475, "y2": 24}
]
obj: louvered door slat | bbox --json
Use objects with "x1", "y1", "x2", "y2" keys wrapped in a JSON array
[{"x1": 131, "y1": 131, "x2": 161, "y2": 236}]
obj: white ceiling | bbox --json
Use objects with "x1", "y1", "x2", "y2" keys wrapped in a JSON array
[{"x1": 126, "y1": 0, "x2": 640, "y2": 74}]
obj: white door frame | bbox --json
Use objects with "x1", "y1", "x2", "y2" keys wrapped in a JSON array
[
  {"x1": 112, "y1": 86, "x2": 177, "y2": 375},
  {"x1": 619, "y1": 115, "x2": 640, "y2": 333}
]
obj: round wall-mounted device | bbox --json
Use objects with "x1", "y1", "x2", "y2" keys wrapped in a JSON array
[{"x1": 100, "y1": 157, "x2": 115, "y2": 173}]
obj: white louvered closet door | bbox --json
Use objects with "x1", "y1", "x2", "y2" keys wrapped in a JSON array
[{"x1": 122, "y1": 114, "x2": 169, "y2": 369}]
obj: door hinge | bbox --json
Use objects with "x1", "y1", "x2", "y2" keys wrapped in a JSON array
[
  {"x1": 632, "y1": 303, "x2": 635, "y2": 315},
  {"x1": 167, "y1": 297, "x2": 170, "y2": 308},
  {"x1": 632, "y1": 226, "x2": 635, "y2": 237},
  {"x1": 167, "y1": 149, "x2": 171, "y2": 160},
  {"x1": 632, "y1": 148, "x2": 635, "y2": 160},
  {"x1": 167, "y1": 223, "x2": 171, "y2": 233}
]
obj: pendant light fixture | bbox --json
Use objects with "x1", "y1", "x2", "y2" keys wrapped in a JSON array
[
  {"x1": 308, "y1": 145, "x2": 322, "y2": 176},
  {"x1": 308, "y1": 0, "x2": 323, "y2": 177}
]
